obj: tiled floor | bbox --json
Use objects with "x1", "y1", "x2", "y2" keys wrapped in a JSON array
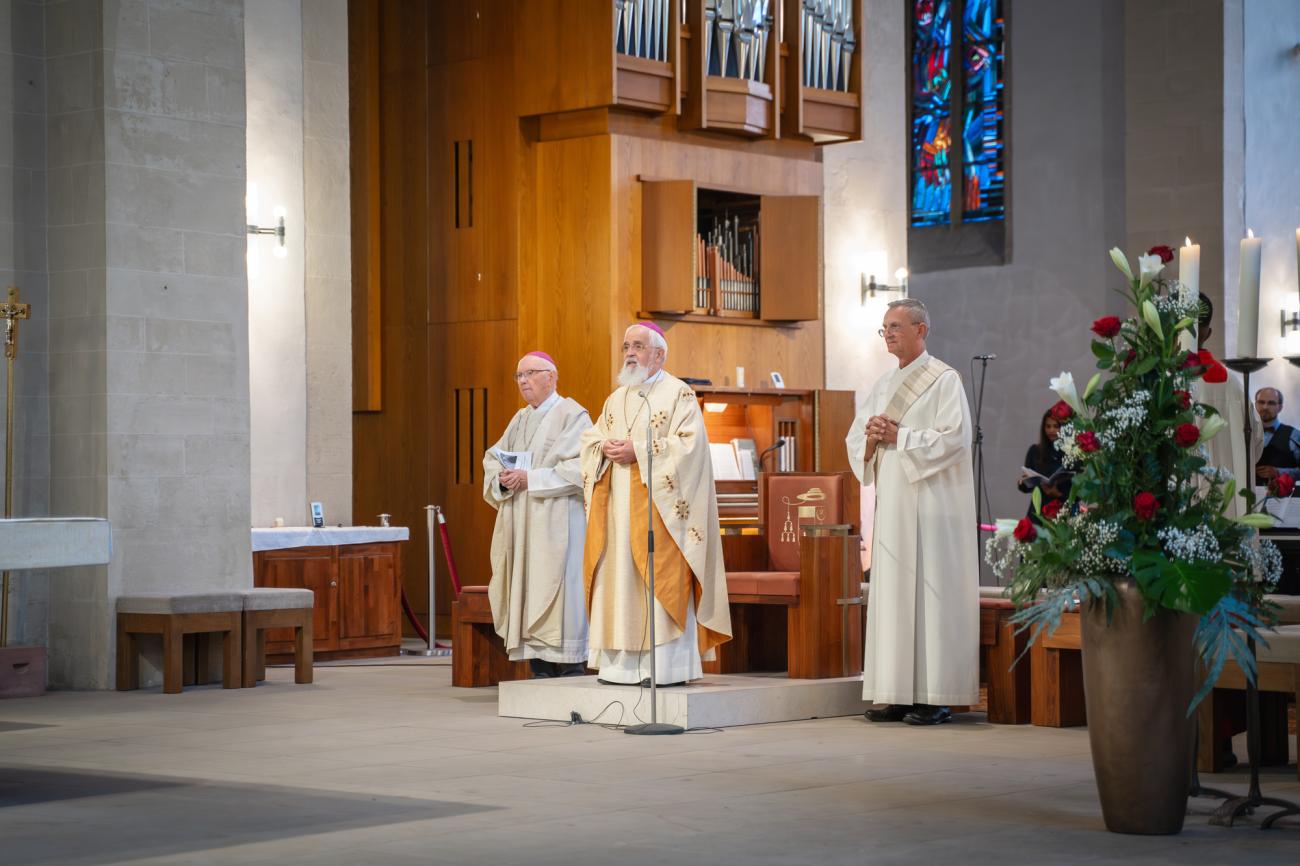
[{"x1": 0, "y1": 659, "x2": 1296, "y2": 865}]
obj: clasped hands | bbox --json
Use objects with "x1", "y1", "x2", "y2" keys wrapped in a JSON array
[
  {"x1": 499, "y1": 469, "x2": 529, "y2": 491},
  {"x1": 602, "y1": 438, "x2": 638, "y2": 465},
  {"x1": 865, "y1": 415, "x2": 900, "y2": 447}
]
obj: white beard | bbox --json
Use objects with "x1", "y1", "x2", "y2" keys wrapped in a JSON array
[{"x1": 617, "y1": 363, "x2": 650, "y2": 388}]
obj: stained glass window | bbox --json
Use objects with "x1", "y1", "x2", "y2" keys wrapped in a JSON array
[{"x1": 910, "y1": 0, "x2": 1006, "y2": 229}]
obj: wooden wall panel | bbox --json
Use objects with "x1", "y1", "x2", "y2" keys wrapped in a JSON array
[
  {"x1": 348, "y1": 0, "x2": 381, "y2": 411},
  {"x1": 352, "y1": 0, "x2": 430, "y2": 637},
  {"x1": 515, "y1": 0, "x2": 615, "y2": 118}
]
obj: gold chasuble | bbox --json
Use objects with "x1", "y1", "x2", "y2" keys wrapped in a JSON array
[{"x1": 580, "y1": 372, "x2": 731, "y2": 668}]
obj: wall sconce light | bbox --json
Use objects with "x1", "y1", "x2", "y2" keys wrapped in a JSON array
[
  {"x1": 861, "y1": 267, "x2": 909, "y2": 303},
  {"x1": 248, "y1": 209, "x2": 287, "y2": 257},
  {"x1": 1281, "y1": 308, "x2": 1300, "y2": 338}
]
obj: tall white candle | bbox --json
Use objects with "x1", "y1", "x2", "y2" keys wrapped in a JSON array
[
  {"x1": 1178, "y1": 237, "x2": 1200, "y2": 353},
  {"x1": 1237, "y1": 229, "x2": 1263, "y2": 358}
]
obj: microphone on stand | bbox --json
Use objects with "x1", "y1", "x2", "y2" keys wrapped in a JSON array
[
  {"x1": 625, "y1": 386, "x2": 683, "y2": 736},
  {"x1": 972, "y1": 353, "x2": 997, "y2": 361}
]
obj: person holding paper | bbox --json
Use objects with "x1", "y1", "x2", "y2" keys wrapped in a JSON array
[
  {"x1": 579, "y1": 322, "x2": 732, "y2": 685},
  {"x1": 1017, "y1": 407, "x2": 1072, "y2": 519},
  {"x1": 482, "y1": 351, "x2": 592, "y2": 677},
  {"x1": 845, "y1": 298, "x2": 979, "y2": 726}
]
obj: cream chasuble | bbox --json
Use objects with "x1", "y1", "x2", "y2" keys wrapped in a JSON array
[
  {"x1": 1198, "y1": 374, "x2": 1262, "y2": 518},
  {"x1": 846, "y1": 352, "x2": 979, "y2": 706},
  {"x1": 483, "y1": 392, "x2": 591, "y2": 663},
  {"x1": 580, "y1": 371, "x2": 731, "y2": 683}
]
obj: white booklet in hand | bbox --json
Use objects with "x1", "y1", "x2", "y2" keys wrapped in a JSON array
[
  {"x1": 1019, "y1": 465, "x2": 1073, "y2": 488},
  {"x1": 496, "y1": 449, "x2": 533, "y2": 471}
]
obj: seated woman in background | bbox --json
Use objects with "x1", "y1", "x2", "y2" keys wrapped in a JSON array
[{"x1": 1017, "y1": 405, "x2": 1072, "y2": 520}]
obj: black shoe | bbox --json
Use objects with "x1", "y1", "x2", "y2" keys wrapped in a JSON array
[
  {"x1": 529, "y1": 659, "x2": 558, "y2": 679},
  {"x1": 902, "y1": 704, "x2": 952, "y2": 726},
  {"x1": 558, "y1": 663, "x2": 588, "y2": 677},
  {"x1": 864, "y1": 704, "x2": 913, "y2": 723}
]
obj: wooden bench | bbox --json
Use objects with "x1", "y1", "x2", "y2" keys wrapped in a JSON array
[
  {"x1": 240, "y1": 587, "x2": 314, "y2": 688},
  {"x1": 1196, "y1": 623, "x2": 1300, "y2": 778},
  {"x1": 1030, "y1": 608, "x2": 1086, "y2": 727},
  {"x1": 451, "y1": 585, "x2": 531, "y2": 687},
  {"x1": 979, "y1": 588, "x2": 1032, "y2": 724},
  {"x1": 116, "y1": 593, "x2": 243, "y2": 694}
]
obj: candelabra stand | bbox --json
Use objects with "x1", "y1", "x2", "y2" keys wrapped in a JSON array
[{"x1": 1209, "y1": 357, "x2": 1299, "y2": 829}]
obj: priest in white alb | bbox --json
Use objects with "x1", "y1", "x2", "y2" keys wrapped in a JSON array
[
  {"x1": 846, "y1": 298, "x2": 979, "y2": 726},
  {"x1": 579, "y1": 322, "x2": 731, "y2": 685},
  {"x1": 483, "y1": 351, "x2": 591, "y2": 678}
]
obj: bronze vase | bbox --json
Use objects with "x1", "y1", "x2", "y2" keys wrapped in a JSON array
[{"x1": 1079, "y1": 578, "x2": 1199, "y2": 835}]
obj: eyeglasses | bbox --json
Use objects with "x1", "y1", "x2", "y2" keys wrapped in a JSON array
[
  {"x1": 622, "y1": 341, "x2": 651, "y2": 353},
  {"x1": 877, "y1": 322, "x2": 919, "y2": 337},
  {"x1": 513, "y1": 370, "x2": 551, "y2": 381}
]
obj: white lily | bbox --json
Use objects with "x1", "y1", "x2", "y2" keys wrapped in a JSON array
[
  {"x1": 1142, "y1": 300, "x2": 1164, "y2": 340},
  {"x1": 1233, "y1": 512, "x2": 1276, "y2": 528},
  {"x1": 1199, "y1": 413, "x2": 1227, "y2": 443},
  {"x1": 1138, "y1": 254, "x2": 1164, "y2": 289},
  {"x1": 994, "y1": 518, "x2": 1020, "y2": 537},
  {"x1": 1049, "y1": 371, "x2": 1084, "y2": 415},
  {"x1": 1109, "y1": 247, "x2": 1134, "y2": 281}
]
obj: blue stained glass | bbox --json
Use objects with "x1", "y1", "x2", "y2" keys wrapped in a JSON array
[
  {"x1": 911, "y1": 0, "x2": 952, "y2": 227},
  {"x1": 962, "y1": 0, "x2": 1005, "y2": 221}
]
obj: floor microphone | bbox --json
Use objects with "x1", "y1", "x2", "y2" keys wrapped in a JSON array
[{"x1": 973, "y1": 353, "x2": 997, "y2": 361}]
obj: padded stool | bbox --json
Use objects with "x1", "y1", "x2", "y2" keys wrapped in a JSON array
[
  {"x1": 241, "y1": 588, "x2": 314, "y2": 688},
  {"x1": 116, "y1": 593, "x2": 243, "y2": 693}
]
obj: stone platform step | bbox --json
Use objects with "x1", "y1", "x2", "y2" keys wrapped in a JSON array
[{"x1": 498, "y1": 673, "x2": 868, "y2": 729}]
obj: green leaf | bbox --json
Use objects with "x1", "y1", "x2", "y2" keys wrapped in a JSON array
[
  {"x1": 1131, "y1": 550, "x2": 1232, "y2": 615},
  {"x1": 1130, "y1": 354, "x2": 1159, "y2": 376},
  {"x1": 1031, "y1": 486, "x2": 1042, "y2": 514},
  {"x1": 1232, "y1": 513, "x2": 1276, "y2": 528},
  {"x1": 1091, "y1": 340, "x2": 1115, "y2": 360},
  {"x1": 1083, "y1": 372, "x2": 1102, "y2": 400}
]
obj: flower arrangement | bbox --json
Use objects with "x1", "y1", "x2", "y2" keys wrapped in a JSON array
[{"x1": 985, "y1": 245, "x2": 1282, "y2": 707}]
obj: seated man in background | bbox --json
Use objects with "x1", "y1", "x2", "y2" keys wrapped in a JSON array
[{"x1": 1254, "y1": 387, "x2": 1300, "y2": 491}]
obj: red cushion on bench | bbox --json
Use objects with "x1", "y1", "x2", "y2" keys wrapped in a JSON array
[
  {"x1": 726, "y1": 571, "x2": 800, "y2": 597},
  {"x1": 460, "y1": 585, "x2": 488, "y2": 595}
]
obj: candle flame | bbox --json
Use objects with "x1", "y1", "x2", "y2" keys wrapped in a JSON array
[
  {"x1": 1184, "y1": 237, "x2": 1193, "y2": 246},
  {"x1": 1248, "y1": 228, "x2": 1255, "y2": 239}
]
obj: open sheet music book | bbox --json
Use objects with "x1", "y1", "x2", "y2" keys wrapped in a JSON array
[
  {"x1": 495, "y1": 449, "x2": 533, "y2": 471},
  {"x1": 1018, "y1": 465, "x2": 1074, "y2": 489}
]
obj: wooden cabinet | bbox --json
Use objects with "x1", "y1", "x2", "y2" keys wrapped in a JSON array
[
  {"x1": 253, "y1": 542, "x2": 402, "y2": 661},
  {"x1": 640, "y1": 179, "x2": 820, "y2": 322}
]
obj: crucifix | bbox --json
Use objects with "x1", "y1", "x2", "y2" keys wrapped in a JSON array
[{"x1": 1, "y1": 284, "x2": 31, "y2": 646}]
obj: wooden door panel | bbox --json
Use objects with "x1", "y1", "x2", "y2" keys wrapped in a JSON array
[
  {"x1": 339, "y1": 546, "x2": 401, "y2": 645},
  {"x1": 255, "y1": 548, "x2": 338, "y2": 653},
  {"x1": 759, "y1": 195, "x2": 820, "y2": 321}
]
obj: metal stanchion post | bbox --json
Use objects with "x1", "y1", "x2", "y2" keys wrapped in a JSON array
[{"x1": 403, "y1": 505, "x2": 442, "y2": 657}]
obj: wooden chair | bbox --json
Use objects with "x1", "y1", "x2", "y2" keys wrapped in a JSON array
[
  {"x1": 979, "y1": 586, "x2": 1032, "y2": 724},
  {"x1": 707, "y1": 472, "x2": 862, "y2": 679},
  {"x1": 116, "y1": 593, "x2": 243, "y2": 694},
  {"x1": 240, "y1": 588, "x2": 314, "y2": 687},
  {"x1": 451, "y1": 585, "x2": 531, "y2": 687}
]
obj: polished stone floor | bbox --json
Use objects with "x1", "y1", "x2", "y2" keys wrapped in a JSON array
[{"x1": 0, "y1": 658, "x2": 1296, "y2": 865}]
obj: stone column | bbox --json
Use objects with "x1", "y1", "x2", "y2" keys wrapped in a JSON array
[{"x1": 45, "y1": 0, "x2": 251, "y2": 688}]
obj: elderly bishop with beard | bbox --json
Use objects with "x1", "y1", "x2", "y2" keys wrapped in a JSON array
[
  {"x1": 579, "y1": 323, "x2": 731, "y2": 685},
  {"x1": 846, "y1": 299, "x2": 979, "y2": 726},
  {"x1": 483, "y1": 351, "x2": 592, "y2": 678}
]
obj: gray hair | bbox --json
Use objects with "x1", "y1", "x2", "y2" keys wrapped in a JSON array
[
  {"x1": 888, "y1": 298, "x2": 930, "y2": 330},
  {"x1": 625, "y1": 323, "x2": 669, "y2": 361}
]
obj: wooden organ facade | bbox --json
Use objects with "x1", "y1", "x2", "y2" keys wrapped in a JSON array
[{"x1": 349, "y1": 0, "x2": 866, "y2": 636}]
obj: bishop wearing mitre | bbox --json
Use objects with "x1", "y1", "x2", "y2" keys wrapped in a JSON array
[
  {"x1": 579, "y1": 322, "x2": 732, "y2": 685},
  {"x1": 845, "y1": 298, "x2": 979, "y2": 726},
  {"x1": 483, "y1": 351, "x2": 592, "y2": 678}
]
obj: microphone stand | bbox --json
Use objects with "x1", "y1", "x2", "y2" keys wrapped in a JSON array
[
  {"x1": 971, "y1": 355, "x2": 992, "y2": 583},
  {"x1": 625, "y1": 390, "x2": 684, "y2": 736}
]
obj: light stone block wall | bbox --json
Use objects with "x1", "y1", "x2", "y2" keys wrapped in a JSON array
[
  {"x1": 246, "y1": 0, "x2": 307, "y2": 528},
  {"x1": 42, "y1": 0, "x2": 251, "y2": 689},
  {"x1": 302, "y1": 0, "x2": 351, "y2": 525},
  {"x1": 1240, "y1": 0, "x2": 1300, "y2": 412},
  {"x1": 1, "y1": 0, "x2": 51, "y2": 645},
  {"x1": 1124, "y1": 0, "x2": 1230, "y2": 357}
]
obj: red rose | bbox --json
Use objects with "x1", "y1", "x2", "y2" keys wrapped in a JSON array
[
  {"x1": 1174, "y1": 389, "x2": 1192, "y2": 410},
  {"x1": 1013, "y1": 517, "x2": 1037, "y2": 543},
  {"x1": 1133, "y1": 491, "x2": 1159, "y2": 520},
  {"x1": 1147, "y1": 244, "x2": 1175, "y2": 265},
  {"x1": 1042, "y1": 499, "x2": 1063, "y2": 520},
  {"x1": 1050, "y1": 400, "x2": 1073, "y2": 421},
  {"x1": 1269, "y1": 474, "x2": 1296, "y2": 498},
  {"x1": 1077, "y1": 431, "x2": 1100, "y2": 453},
  {"x1": 1123, "y1": 348, "x2": 1137, "y2": 368},
  {"x1": 1174, "y1": 423, "x2": 1201, "y2": 448},
  {"x1": 1091, "y1": 316, "x2": 1122, "y2": 339},
  {"x1": 1198, "y1": 350, "x2": 1228, "y2": 384}
]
